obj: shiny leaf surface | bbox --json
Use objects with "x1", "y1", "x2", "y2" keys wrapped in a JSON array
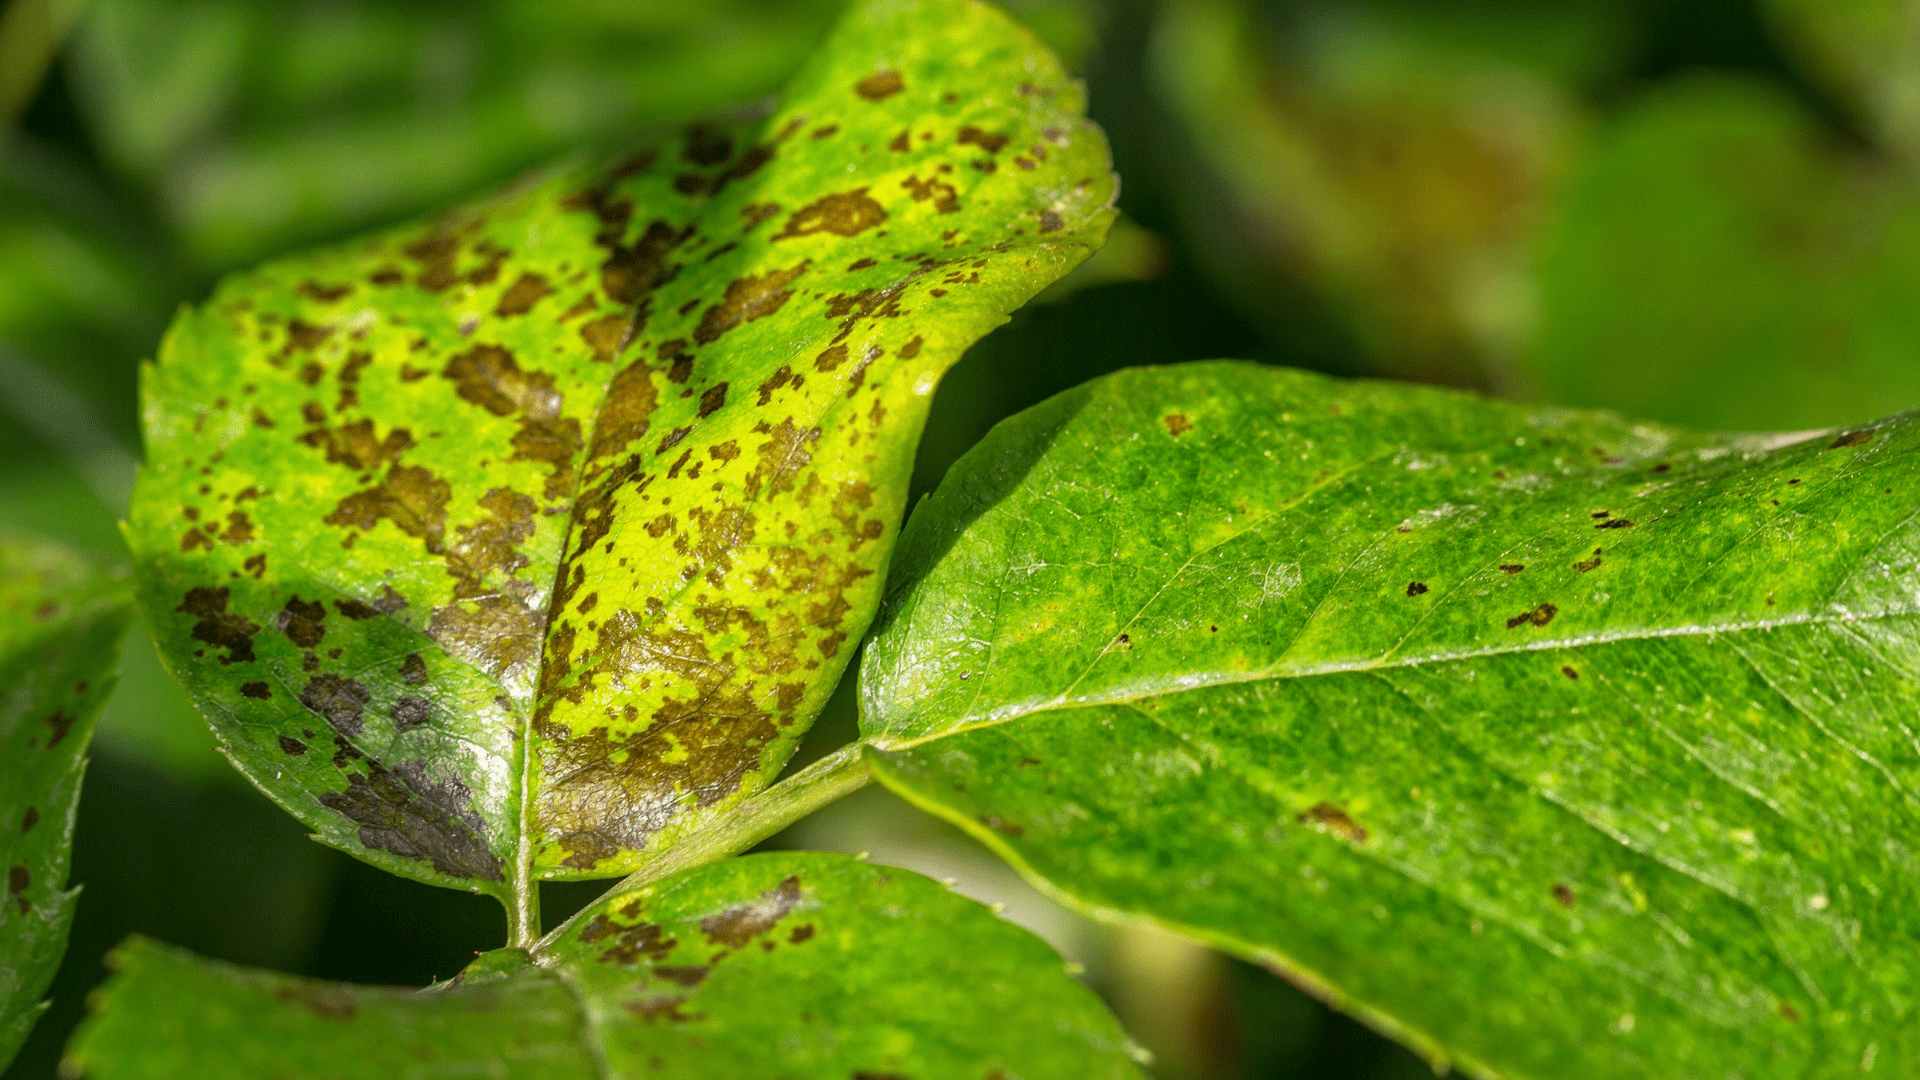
[
  {"x1": 65, "y1": 852, "x2": 1144, "y2": 1079},
  {"x1": 863, "y1": 361, "x2": 1920, "y2": 1079},
  {"x1": 0, "y1": 535, "x2": 129, "y2": 1067},
  {"x1": 125, "y1": 0, "x2": 1115, "y2": 919}
]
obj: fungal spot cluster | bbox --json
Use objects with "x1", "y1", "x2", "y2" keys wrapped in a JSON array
[{"x1": 576, "y1": 875, "x2": 812, "y2": 1023}]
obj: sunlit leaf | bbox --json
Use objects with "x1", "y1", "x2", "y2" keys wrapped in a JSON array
[
  {"x1": 65, "y1": 852, "x2": 1144, "y2": 1079},
  {"x1": 864, "y1": 360, "x2": 1920, "y2": 1078},
  {"x1": 124, "y1": 0, "x2": 1115, "y2": 930},
  {"x1": 0, "y1": 535, "x2": 130, "y2": 1068}
]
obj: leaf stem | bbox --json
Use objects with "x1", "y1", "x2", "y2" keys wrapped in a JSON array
[
  {"x1": 532, "y1": 742, "x2": 872, "y2": 954},
  {"x1": 506, "y1": 862, "x2": 542, "y2": 950}
]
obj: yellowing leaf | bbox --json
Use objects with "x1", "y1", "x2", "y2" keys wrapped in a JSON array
[{"x1": 125, "y1": 0, "x2": 1115, "y2": 940}]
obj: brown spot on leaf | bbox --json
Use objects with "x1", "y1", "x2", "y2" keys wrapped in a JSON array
[
  {"x1": 327, "y1": 464, "x2": 452, "y2": 550},
  {"x1": 1406, "y1": 581, "x2": 1429, "y2": 597},
  {"x1": 579, "y1": 313, "x2": 633, "y2": 363},
  {"x1": 317, "y1": 760, "x2": 504, "y2": 880},
  {"x1": 1829, "y1": 428, "x2": 1877, "y2": 450},
  {"x1": 1299, "y1": 802, "x2": 1366, "y2": 843},
  {"x1": 299, "y1": 674, "x2": 370, "y2": 738},
  {"x1": 276, "y1": 596, "x2": 327, "y2": 648},
  {"x1": 45, "y1": 709, "x2": 75, "y2": 747},
  {"x1": 297, "y1": 281, "x2": 352, "y2": 302},
  {"x1": 902, "y1": 173, "x2": 960, "y2": 214},
  {"x1": 957, "y1": 125, "x2": 1010, "y2": 154},
  {"x1": 694, "y1": 264, "x2": 808, "y2": 344},
  {"x1": 400, "y1": 654, "x2": 428, "y2": 685},
  {"x1": 855, "y1": 70, "x2": 904, "y2": 100},
  {"x1": 278, "y1": 735, "x2": 307, "y2": 756},
  {"x1": 177, "y1": 586, "x2": 259, "y2": 665},
  {"x1": 1507, "y1": 603, "x2": 1558, "y2": 629},
  {"x1": 774, "y1": 190, "x2": 888, "y2": 240},
  {"x1": 391, "y1": 696, "x2": 431, "y2": 731},
  {"x1": 495, "y1": 272, "x2": 554, "y2": 317},
  {"x1": 242, "y1": 681, "x2": 272, "y2": 700},
  {"x1": 701, "y1": 875, "x2": 802, "y2": 947},
  {"x1": 20, "y1": 808, "x2": 36, "y2": 832},
  {"x1": 1164, "y1": 413, "x2": 1193, "y2": 436},
  {"x1": 586, "y1": 360, "x2": 659, "y2": 464},
  {"x1": 1499, "y1": 564, "x2": 1525, "y2": 574},
  {"x1": 698, "y1": 382, "x2": 728, "y2": 417},
  {"x1": 1552, "y1": 883, "x2": 1576, "y2": 908}
]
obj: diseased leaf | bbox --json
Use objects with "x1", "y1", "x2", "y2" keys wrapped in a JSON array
[
  {"x1": 124, "y1": 0, "x2": 1115, "y2": 923},
  {"x1": 65, "y1": 852, "x2": 1145, "y2": 1079},
  {"x1": 861, "y1": 361, "x2": 1920, "y2": 1079},
  {"x1": 0, "y1": 535, "x2": 130, "y2": 1068}
]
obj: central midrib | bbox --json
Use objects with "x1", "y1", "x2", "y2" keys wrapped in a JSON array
[{"x1": 870, "y1": 606, "x2": 1920, "y2": 751}]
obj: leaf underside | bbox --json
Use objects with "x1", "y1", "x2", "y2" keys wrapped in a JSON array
[
  {"x1": 861, "y1": 361, "x2": 1920, "y2": 1080},
  {"x1": 0, "y1": 536, "x2": 129, "y2": 1068},
  {"x1": 65, "y1": 852, "x2": 1144, "y2": 1079},
  {"x1": 125, "y1": 0, "x2": 1115, "y2": 903}
]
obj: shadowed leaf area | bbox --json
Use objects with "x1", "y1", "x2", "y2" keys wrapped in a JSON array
[
  {"x1": 0, "y1": 537, "x2": 129, "y2": 1069},
  {"x1": 123, "y1": 0, "x2": 1115, "y2": 915},
  {"x1": 862, "y1": 361, "x2": 1920, "y2": 1080},
  {"x1": 62, "y1": 852, "x2": 1143, "y2": 1079}
]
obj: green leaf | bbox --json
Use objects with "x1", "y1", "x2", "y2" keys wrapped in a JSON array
[
  {"x1": 861, "y1": 361, "x2": 1920, "y2": 1078},
  {"x1": 124, "y1": 0, "x2": 1115, "y2": 930},
  {"x1": 0, "y1": 534, "x2": 131, "y2": 1068},
  {"x1": 1526, "y1": 77, "x2": 1920, "y2": 431},
  {"x1": 64, "y1": 851, "x2": 1145, "y2": 1079}
]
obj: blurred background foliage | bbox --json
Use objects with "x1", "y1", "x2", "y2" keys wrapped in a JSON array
[{"x1": 1, "y1": 0, "x2": 1916, "y2": 1075}]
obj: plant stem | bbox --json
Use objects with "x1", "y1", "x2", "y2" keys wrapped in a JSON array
[
  {"x1": 506, "y1": 857, "x2": 542, "y2": 949},
  {"x1": 532, "y1": 742, "x2": 872, "y2": 954}
]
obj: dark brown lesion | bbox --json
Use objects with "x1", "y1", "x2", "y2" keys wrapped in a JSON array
[
  {"x1": 494, "y1": 272, "x2": 554, "y2": 317},
  {"x1": 699, "y1": 875, "x2": 801, "y2": 947},
  {"x1": 855, "y1": 70, "x2": 904, "y2": 100},
  {"x1": 1298, "y1": 801, "x2": 1367, "y2": 844},
  {"x1": 176, "y1": 586, "x2": 260, "y2": 665},
  {"x1": 317, "y1": 759, "x2": 505, "y2": 881},
  {"x1": 773, "y1": 190, "x2": 888, "y2": 240},
  {"x1": 693, "y1": 264, "x2": 809, "y2": 345}
]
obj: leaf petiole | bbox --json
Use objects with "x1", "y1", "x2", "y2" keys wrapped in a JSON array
[{"x1": 533, "y1": 742, "x2": 873, "y2": 953}]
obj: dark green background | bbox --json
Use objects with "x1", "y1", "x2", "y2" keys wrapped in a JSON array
[{"x1": 2, "y1": 0, "x2": 1909, "y2": 1075}]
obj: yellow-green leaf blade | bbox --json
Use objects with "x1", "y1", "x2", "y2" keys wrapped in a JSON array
[
  {"x1": 124, "y1": 0, "x2": 1116, "y2": 901},
  {"x1": 65, "y1": 852, "x2": 1144, "y2": 1079},
  {"x1": 861, "y1": 361, "x2": 1920, "y2": 1079},
  {"x1": 0, "y1": 535, "x2": 130, "y2": 1068}
]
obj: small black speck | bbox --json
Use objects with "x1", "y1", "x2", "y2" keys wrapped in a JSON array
[{"x1": 1406, "y1": 581, "x2": 1429, "y2": 597}]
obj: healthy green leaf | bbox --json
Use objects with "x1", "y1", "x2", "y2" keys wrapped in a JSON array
[
  {"x1": 861, "y1": 361, "x2": 1920, "y2": 1079},
  {"x1": 64, "y1": 851, "x2": 1145, "y2": 1079},
  {"x1": 0, "y1": 535, "x2": 131, "y2": 1068},
  {"x1": 124, "y1": 0, "x2": 1115, "y2": 933}
]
